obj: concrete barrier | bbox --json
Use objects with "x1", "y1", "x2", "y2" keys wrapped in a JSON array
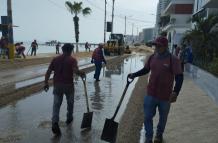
[{"x1": 185, "y1": 63, "x2": 218, "y2": 104}]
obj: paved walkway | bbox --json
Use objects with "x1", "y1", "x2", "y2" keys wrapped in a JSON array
[{"x1": 153, "y1": 74, "x2": 218, "y2": 143}]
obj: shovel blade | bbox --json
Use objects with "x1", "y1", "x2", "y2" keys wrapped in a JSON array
[
  {"x1": 81, "y1": 112, "x2": 93, "y2": 129},
  {"x1": 101, "y1": 118, "x2": 118, "y2": 143}
]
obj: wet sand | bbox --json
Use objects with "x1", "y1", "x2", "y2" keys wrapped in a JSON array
[
  {"x1": 0, "y1": 52, "x2": 93, "y2": 71},
  {"x1": 116, "y1": 50, "x2": 152, "y2": 143},
  {"x1": 117, "y1": 75, "x2": 148, "y2": 143}
]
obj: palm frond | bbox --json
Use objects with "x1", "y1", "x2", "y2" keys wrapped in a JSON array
[
  {"x1": 82, "y1": 7, "x2": 92, "y2": 16},
  {"x1": 65, "y1": 1, "x2": 74, "y2": 14}
]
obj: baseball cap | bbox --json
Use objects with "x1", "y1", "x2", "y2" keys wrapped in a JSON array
[{"x1": 153, "y1": 36, "x2": 168, "y2": 47}]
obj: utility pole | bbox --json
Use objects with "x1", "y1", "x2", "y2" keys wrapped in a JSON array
[
  {"x1": 132, "y1": 23, "x2": 134, "y2": 43},
  {"x1": 124, "y1": 16, "x2": 127, "y2": 36},
  {"x1": 111, "y1": 0, "x2": 115, "y2": 34},
  {"x1": 7, "y1": 0, "x2": 14, "y2": 59},
  {"x1": 104, "y1": 0, "x2": 107, "y2": 43},
  {"x1": 7, "y1": 0, "x2": 14, "y2": 44},
  {"x1": 137, "y1": 27, "x2": 139, "y2": 42}
]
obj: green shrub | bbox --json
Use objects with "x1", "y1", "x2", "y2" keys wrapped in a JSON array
[{"x1": 208, "y1": 58, "x2": 218, "y2": 77}]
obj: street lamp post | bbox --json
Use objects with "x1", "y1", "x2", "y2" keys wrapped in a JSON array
[
  {"x1": 7, "y1": 0, "x2": 14, "y2": 44},
  {"x1": 104, "y1": 0, "x2": 107, "y2": 43},
  {"x1": 111, "y1": 0, "x2": 115, "y2": 34},
  {"x1": 7, "y1": 0, "x2": 15, "y2": 59}
]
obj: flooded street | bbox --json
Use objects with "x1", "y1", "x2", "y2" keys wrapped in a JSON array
[{"x1": 0, "y1": 55, "x2": 146, "y2": 143}]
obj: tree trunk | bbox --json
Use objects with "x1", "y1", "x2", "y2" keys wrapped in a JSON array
[{"x1": 73, "y1": 16, "x2": 79, "y2": 53}]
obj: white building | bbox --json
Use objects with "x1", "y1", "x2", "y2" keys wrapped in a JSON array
[
  {"x1": 160, "y1": 0, "x2": 195, "y2": 52},
  {"x1": 155, "y1": 0, "x2": 170, "y2": 37},
  {"x1": 193, "y1": 0, "x2": 218, "y2": 19}
]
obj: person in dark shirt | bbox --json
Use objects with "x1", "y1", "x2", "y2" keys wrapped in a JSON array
[
  {"x1": 91, "y1": 44, "x2": 106, "y2": 82},
  {"x1": 85, "y1": 42, "x2": 90, "y2": 52},
  {"x1": 31, "y1": 40, "x2": 38, "y2": 56},
  {"x1": 128, "y1": 36, "x2": 183, "y2": 143},
  {"x1": 55, "y1": 42, "x2": 61, "y2": 54},
  {"x1": 44, "y1": 43, "x2": 85, "y2": 136},
  {"x1": 15, "y1": 42, "x2": 26, "y2": 59}
]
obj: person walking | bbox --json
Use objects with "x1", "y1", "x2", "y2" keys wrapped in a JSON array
[
  {"x1": 15, "y1": 42, "x2": 26, "y2": 59},
  {"x1": 85, "y1": 42, "x2": 90, "y2": 52},
  {"x1": 0, "y1": 37, "x2": 9, "y2": 59},
  {"x1": 128, "y1": 36, "x2": 184, "y2": 143},
  {"x1": 55, "y1": 42, "x2": 61, "y2": 54},
  {"x1": 91, "y1": 44, "x2": 106, "y2": 82},
  {"x1": 44, "y1": 43, "x2": 85, "y2": 136},
  {"x1": 31, "y1": 40, "x2": 38, "y2": 56}
]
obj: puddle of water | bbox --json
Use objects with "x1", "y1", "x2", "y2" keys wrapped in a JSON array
[{"x1": 0, "y1": 55, "x2": 146, "y2": 143}]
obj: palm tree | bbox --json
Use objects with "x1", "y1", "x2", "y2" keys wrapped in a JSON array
[
  {"x1": 182, "y1": 14, "x2": 218, "y2": 66},
  {"x1": 65, "y1": 1, "x2": 91, "y2": 52}
]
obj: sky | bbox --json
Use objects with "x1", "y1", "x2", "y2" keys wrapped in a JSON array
[{"x1": 0, "y1": 0, "x2": 158, "y2": 43}]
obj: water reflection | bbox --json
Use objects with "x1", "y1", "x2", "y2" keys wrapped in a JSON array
[
  {"x1": 0, "y1": 55, "x2": 146, "y2": 143},
  {"x1": 90, "y1": 82, "x2": 103, "y2": 111}
]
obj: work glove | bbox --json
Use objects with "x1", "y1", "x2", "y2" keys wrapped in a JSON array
[
  {"x1": 44, "y1": 84, "x2": 49, "y2": 92},
  {"x1": 169, "y1": 92, "x2": 178, "y2": 103},
  {"x1": 128, "y1": 73, "x2": 135, "y2": 79}
]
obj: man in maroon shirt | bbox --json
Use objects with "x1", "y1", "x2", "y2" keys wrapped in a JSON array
[
  {"x1": 128, "y1": 36, "x2": 183, "y2": 143},
  {"x1": 91, "y1": 44, "x2": 106, "y2": 81},
  {"x1": 44, "y1": 43, "x2": 85, "y2": 136}
]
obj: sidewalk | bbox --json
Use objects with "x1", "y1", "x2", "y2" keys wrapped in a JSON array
[
  {"x1": 117, "y1": 73, "x2": 218, "y2": 143},
  {"x1": 160, "y1": 74, "x2": 218, "y2": 143}
]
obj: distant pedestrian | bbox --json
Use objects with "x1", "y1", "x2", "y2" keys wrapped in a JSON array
[
  {"x1": 44, "y1": 43, "x2": 86, "y2": 136},
  {"x1": 128, "y1": 36, "x2": 184, "y2": 143},
  {"x1": 31, "y1": 40, "x2": 38, "y2": 56},
  {"x1": 91, "y1": 44, "x2": 106, "y2": 82},
  {"x1": 55, "y1": 42, "x2": 61, "y2": 54},
  {"x1": 85, "y1": 42, "x2": 90, "y2": 52},
  {"x1": 15, "y1": 42, "x2": 26, "y2": 59},
  {"x1": 0, "y1": 36, "x2": 9, "y2": 59}
]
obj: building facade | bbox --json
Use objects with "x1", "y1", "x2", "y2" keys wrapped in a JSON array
[
  {"x1": 155, "y1": 0, "x2": 170, "y2": 37},
  {"x1": 143, "y1": 28, "x2": 155, "y2": 43},
  {"x1": 159, "y1": 0, "x2": 195, "y2": 52}
]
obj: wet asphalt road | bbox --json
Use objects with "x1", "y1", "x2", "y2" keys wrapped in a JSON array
[{"x1": 0, "y1": 55, "x2": 145, "y2": 143}]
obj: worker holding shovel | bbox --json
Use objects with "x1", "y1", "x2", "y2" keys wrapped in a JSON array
[
  {"x1": 128, "y1": 36, "x2": 183, "y2": 143},
  {"x1": 44, "y1": 43, "x2": 85, "y2": 136}
]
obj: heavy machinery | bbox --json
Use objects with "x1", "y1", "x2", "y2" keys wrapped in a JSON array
[{"x1": 104, "y1": 34, "x2": 125, "y2": 56}]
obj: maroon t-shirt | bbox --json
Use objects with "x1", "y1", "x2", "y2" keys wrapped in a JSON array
[
  {"x1": 145, "y1": 54, "x2": 182, "y2": 101},
  {"x1": 48, "y1": 55, "x2": 78, "y2": 85}
]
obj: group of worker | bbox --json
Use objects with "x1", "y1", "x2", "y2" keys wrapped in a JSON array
[{"x1": 44, "y1": 35, "x2": 184, "y2": 143}]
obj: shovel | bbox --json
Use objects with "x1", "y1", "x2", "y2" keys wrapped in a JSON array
[
  {"x1": 81, "y1": 76, "x2": 93, "y2": 129},
  {"x1": 101, "y1": 76, "x2": 134, "y2": 143}
]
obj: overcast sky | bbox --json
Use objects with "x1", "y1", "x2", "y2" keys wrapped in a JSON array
[{"x1": 0, "y1": 0, "x2": 158, "y2": 43}]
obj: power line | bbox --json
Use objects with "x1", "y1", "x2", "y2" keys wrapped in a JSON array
[{"x1": 46, "y1": 0, "x2": 66, "y2": 10}]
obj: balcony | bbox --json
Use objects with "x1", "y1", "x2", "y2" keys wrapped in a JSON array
[
  {"x1": 163, "y1": 0, "x2": 194, "y2": 15},
  {"x1": 204, "y1": 0, "x2": 218, "y2": 8},
  {"x1": 160, "y1": 14, "x2": 192, "y2": 31}
]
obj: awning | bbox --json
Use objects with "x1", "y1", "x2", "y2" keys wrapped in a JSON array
[{"x1": 204, "y1": 0, "x2": 218, "y2": 8}]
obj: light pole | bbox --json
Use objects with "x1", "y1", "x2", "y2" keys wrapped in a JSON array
[
  {"x1": 111, "y1": 0, "x2": 115, "y2": 34},
  {"x1": 7, "y1": 0, "x2": 14, "y2": 59},
  {"x1": 104, "y1": 0, "x2": 107, "y2": 43},
  {"x1": 7, "y1": 0, "x2": 14, "y2": 44},
  {"x1": 132, "y1": 23, "x2": 134, "y2": 44}
]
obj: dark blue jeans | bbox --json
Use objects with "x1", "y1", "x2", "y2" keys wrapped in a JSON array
[
  {"x1": 52, "y1": 84, "x2": 74, "y2": 124},
  {"x1": 144, "y1": 95, "x2": 171, "y2": 140},
  {"x1": 94, "y1": 62, "x2": 102, "y2": 80}
]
